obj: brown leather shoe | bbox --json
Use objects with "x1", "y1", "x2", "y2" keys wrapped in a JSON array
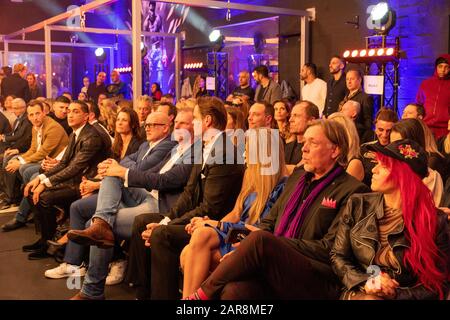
[
  {"x1": 70, "y1": 292, "x2": 104, "y2": 300},
  {"x1": 67, "y1": 218, "x2": 114, "y2": 248}
]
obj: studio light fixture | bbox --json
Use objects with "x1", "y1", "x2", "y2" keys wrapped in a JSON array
[
  {"x1": 369, "y1": 2, "x2": 396, "y2": 35},
  {"x1": 94, "y1": 47, "x2": 106, "y2": 63},
  {"x1": 209, "y1": 30, "x2": 225, "y2": 52},
  {"x1": 342, "y1": 47, "x2": 397, "y2": 63}
]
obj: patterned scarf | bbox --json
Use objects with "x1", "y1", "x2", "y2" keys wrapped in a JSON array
[{"x1": 275, "y1": 165, "x2": 344, "y2": 238}]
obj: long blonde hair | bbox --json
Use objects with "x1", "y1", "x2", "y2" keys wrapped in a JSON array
[
  {"x1": 418, "y1": 119, "x2": 444, "y2": 157},
  {"x1": 231, "y1": 128, "x2": 287, "y2": 225},
  {"x1": 328, "y1": 112, "x2": 360, "y2": 162},
  {"x1": 99, "y1": 98, "x2": 118, "y2": 134}
]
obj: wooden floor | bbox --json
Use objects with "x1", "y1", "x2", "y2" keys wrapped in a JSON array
[{"x1": 0, "y1": 210, "x2": 135, "y2": 300}]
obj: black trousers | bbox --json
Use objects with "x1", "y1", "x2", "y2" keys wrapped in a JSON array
[
  {"x1": 29, "y1": 184, "x2": 80, "y2": 241},
  {"x1": 200, "y1": 231, "x2": 340, "y2": 300},
  {"x1": 150, "y1": 224, "x2": 191, "y2": 300},
  {"x1": 0, "y1": 153, "x2": 20, "y2": 202},
  {"x1": 125, "y1": 213, "x2": 163, "y2": 299}
]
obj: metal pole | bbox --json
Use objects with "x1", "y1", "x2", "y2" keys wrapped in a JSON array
[
  {"x1": 109, "y1": 47, "x2": 114, "y2": 78},
  {"x1": 44, "y1": 26, "x2": 52, "y2": 99},
  {"x1": 300, "y1": 16, "x2": 309, "y2": 96},
  {"x1": 175, "y1": 36, "x2": 181, "y2": 101},
  {"x1": 3, "y1": 41, "x2": 8, "y2": 67},
  {"x1": 131, "y1": 0, "x2": 142, "y2": 103}
]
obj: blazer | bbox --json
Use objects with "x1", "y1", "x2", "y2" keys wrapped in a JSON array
[
  {"x1": 0, "y1": 73, "x2": 31, "y2": 102},
  {"x1": 258, "y1": 166, "x2": 369, "y2": 278},
  {"x1": 127, "y1": 139, "x2": 202, "y2": 213},
  {"x1": 92, "y1": 121, "x2": 113, "y2": 159},
  {"x1": 43, "y1": 123, "x2": 105, "y2": 186},
  {"x1": 117, "y1": 135, "x2": 145, "y2": 161},
  {"x1": 120, "y1": 135, "x2": 177, "y2": 173},
  {"x1": 21, "y1": 116, "x2": 69, "y2": 164},
  {"x1": 167, "y1": 132, "x2": 245, "y2": 225},
  {"x1": 344, "y1": 90, "x2": 374, "y2": 143},
  {"x1": 284, "y1": 140, "x2": 303, "y2": 165},
  {"x1": 3, "y1": 113, "x2": 32, "y2": 152},
  {"x1": 331, "y1": 193, "x2": 449, "y2": 300},
  {"x1": 0, "y1": 111, "x2": 11, "y2": 134},
  {"x1": 254, "y1": 79, "x2": 282, "y2": 105}
]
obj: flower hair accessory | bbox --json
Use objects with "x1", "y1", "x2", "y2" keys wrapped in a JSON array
[{"x1": 398, "y1": 144, "x2": 419, "y2": 159}]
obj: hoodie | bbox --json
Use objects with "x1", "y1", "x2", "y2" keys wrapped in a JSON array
[{"x1": 416, "y1": 54, "x2": 450, "y2": 139}]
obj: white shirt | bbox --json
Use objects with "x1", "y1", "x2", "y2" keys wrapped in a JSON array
[
  {"x1": 301, "y1": 78, "x2": 327, "y2": 116},
  {"x1": 202, "y1": 130, "x2": 223, "y2": 170}
]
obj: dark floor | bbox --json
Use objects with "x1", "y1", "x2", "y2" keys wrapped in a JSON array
[{"x1": 0, "y1": 212, "x2": 135, "y2": 300}]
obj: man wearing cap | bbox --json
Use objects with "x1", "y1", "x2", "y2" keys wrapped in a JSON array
[{"x1": 416, "y1": 54, "x2": 450, "y2": 139}]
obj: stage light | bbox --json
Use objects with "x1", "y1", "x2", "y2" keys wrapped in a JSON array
[
  {"x1": 386, "y1": 48, "x2": 394, "y2": 55},
  {"x1": 377, "y1": 48, "x2": 385, "y2": 56},
  {"x1": 95, "y1": 48, "x2": 104, "y2": 57},
  {"x1": 342, "y1": 47, "x2": 397, "y2": 63},
  {"x1": 351, "y1": 50, "x2": 359, "y2": 57},
  {"x1": 370, "y1": 2, "x2": 388, "y2": 20},
  {"x1": 360, "y1": 49, "x2": 367, "y2": 57},
  {"x1": 369, "y1": 2, "x2": 396, "y2": 35},
  {"x1": 209, "y1": 30, "x2": 221, "y2": 42},
  {"x1": 368, "y1": 49, "x2": 376, "y2": 56},
  {"x1": 343, "y1": 50, "x2": 350, "y2": 58}
]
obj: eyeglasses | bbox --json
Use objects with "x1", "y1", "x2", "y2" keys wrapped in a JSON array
[
  {"x1": 232, "y1": 103, "x2": 243, "y2": 107},
  {"x1": 145, "y1": 123, "x2": 167, "y2": 129}
]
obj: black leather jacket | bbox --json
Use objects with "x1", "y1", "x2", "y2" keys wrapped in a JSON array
[{"x1": 331, "y1": 193, "x2": 450, "y2": 300}]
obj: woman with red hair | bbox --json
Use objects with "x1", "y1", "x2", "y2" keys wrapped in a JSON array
[{"x1": 331, "y1": 139, "x2": 449, "y2": 300}]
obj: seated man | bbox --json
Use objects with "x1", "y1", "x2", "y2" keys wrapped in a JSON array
[
  {"x1": 128, "y1": 97, "x2": 245, "y2": 300},
  {"x1": 1, "y1": 100, "x2": 68, "y2": 230},
  {"x1": 186, "y1": 120, "x2": 369, "y2": 300},
  {"x1": 58, "y1": 109, "x2": 200, "y2": 299},
  {"x1": 22, "y1": 100, "x2": 106, "y2": 259}
]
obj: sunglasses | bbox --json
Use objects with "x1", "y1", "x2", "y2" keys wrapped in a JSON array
[{"x1": 145, "y1": 123, "x2": 167, "y2": 129}]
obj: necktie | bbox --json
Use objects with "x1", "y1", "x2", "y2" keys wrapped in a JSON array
[{"x1": 12, "y1": 118, "x2": 20, "y2": 135}]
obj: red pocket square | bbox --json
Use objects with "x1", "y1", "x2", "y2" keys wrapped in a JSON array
[{"x1": 321, "y1": 197, "x2": 337, "y2": 209}]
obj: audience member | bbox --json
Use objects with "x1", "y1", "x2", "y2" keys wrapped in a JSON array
[
  {"x1": 107, "y1": 70, "x2": 128, "y2": 99},
  {"x1": 324, "y1": 56, "x2": 348, "y2": 118},
  {"x1": 273, "y1": 99, "x2": 293, "y2": 142},
  {"x1": 1, "y1": 63, "x2": 31, "y2": 102},
  {"x1": 402, "y1": 103, "x2": 426, "y2": 120},
  {"x1": 0, "y1": 98, "x2": 32, "y2": 156},
  {"x1": 300, "y1": 63, "x2": 327, "y2": 115},
  {"x1": 49, "y1": 96, "x2": 71, "y2": 135},
  {"x1": 331, "y1": 139, "x2": 449, "y2": 300},
  {"x1": 87, "y1": 72, "x2": 107, "y2": 104},
  {"x1": 360, "y1": 107, "x2": 398, "y2": 187},
  {"x1": 230, "y1": 70, "x2": 255, "y2": 101},
  {"x1": 185, "y1": 120, "x2": 368, "y2": 300},
  {"x1": 2, "y1": 95, "x2": 18, "y2": 128},
  {"x1": 247, "y1": 101, "x2": 274, "y2": 129},
  {"x1": 252, "y1": 65, "x2": 281, "y2": 105},
  {"x1": 341, "y1": 100, "x2": 361, "y2": 123},
  {"x1": 26, "y1": 73, "x2": 43, "y2": 100},
  {"x1": 135, "y1": 95, "x2": 152, "y2": 138},
  {"x1": 416, "y1": 54, "x2": 450, "y2": 139}
]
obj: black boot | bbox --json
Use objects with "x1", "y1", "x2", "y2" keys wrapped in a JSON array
[{"x1": 22, "y1": 239, "x2": 44, "y2": 252}]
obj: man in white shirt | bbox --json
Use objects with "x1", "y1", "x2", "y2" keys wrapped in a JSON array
[{"x1": 300, "y1": 63, "x2": 327, "y2": 116}]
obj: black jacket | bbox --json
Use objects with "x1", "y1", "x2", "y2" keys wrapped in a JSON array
[
  {"x1": 43, "y1": 123, "x2": 106, "y2": 186},
  {"x1": 167, "y1": 132, "x2": 245, "y2": 225},
  {"x1": 284, "y1": 140, "x2": 302, "y2": 165},
  {"x1": 344, "y1": 90, "x2": 374, "y2": 143},
  {"x1": 1, "y1": 73, "x2": 31, "y2": 102},
  {"x1": 331, "y1": 192, "x2": 450, "y2": 300},
  {"x1": 0, "y1": 111, "x2": 11, "y2": 135},
  {"x1": 324, "y1": 73, "x2": 348, "y2": 117},
  {"x1": 258, "y1": 166, "x2": 369, "y2": 278},
  {"x1": 1, "y1": 113, "x2": 32, "y2": 152},
  {"x1": 92, "y1": 121, "x2": 113, "y2": 159}
]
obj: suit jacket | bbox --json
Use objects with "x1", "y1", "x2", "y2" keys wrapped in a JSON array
[
  {"x1": 167, "y1": 132, "x2": 245, "y2": 225},
  {"x1": 43, "y1": 123, "x2": 105, "y2": 186},
  {"x1": 127, "y1": 139, "x2": 202, "y2": 213},
  {"x1": 116, "y1": 135, "x2": 145, "y2": 161},
  {"x1": 21, "y1": 116, "x2": 69, "y2": 163},
  {"x1": 3, "y1": 113, "x2": 32, "y2": 152},
  {"x1": 344, "y1": 90, "x2": 374, "y2": 143},
  {"x1": 0, "y1": 73, "x2": 31, "y2": 102},
  {"x1": 92, "y1": 121, "x2": 113, "y2": 159},
  {"x1": 284, "y1": 140, "x2": 303, "y2": 165},
  {"x1": 120, "y1": 135, "x2": 177, "y2": 173},
  {"x1": 258, "y1": 166, "x2": 369, "y2": 277},
  {"x1": 254, "y1": 79, "x2": 282, "y2": 105},
  {"x1": 0, "y1": 111, "x2": 11, "y2": 134}
]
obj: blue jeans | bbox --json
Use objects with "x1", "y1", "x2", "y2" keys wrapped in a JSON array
[
  {"x1": 15, "y1": 165, "x2": 41, "y2": 223},
  {"x1": 81, "y1": 194, "x2": 158, "y2": 298},
  {"x1": 64, "y1": 195, "x2": 98, "y2": 266},
  {"x1": 92, "y1": 176, "x2": 150, "y2": 228}
]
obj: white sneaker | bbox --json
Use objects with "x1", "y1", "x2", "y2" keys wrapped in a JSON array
[
  {"x1": 44, "y1": 262, "x2": 86, "y2": 279},
  {"x1": 106, "y1": 259, "x2": 127, "y2": 285}
]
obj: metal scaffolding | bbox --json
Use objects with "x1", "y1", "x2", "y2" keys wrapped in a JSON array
[{"x1": 1, "y1": 0, "x2": 314, "y2": 102}]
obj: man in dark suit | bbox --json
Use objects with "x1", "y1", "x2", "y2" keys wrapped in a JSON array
[
  {"x1": 22, "y1": 100, "x2": 106, "y2": 259},
  {"x1": 86, "y1": 100, "x2": 112, "y2": 158},
  {"x1": 0, "y1": 111, "x2": 11, "y2": 135},
  {"x1": 187, "y1": 119, "x2": 369, "y2": 300},
  {"x1": 0, "y1": 98, "x2": 32, "y2": 162},
  {"x1": 126, "y1": 96, "x2": 245, "y2": 300},
  {"x1": 0, "y1": 63, "x2": 31, "y2": 103}
]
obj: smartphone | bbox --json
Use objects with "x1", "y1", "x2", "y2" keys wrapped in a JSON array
[{"x1": 225, "y1": 226, "x2": 251, "y2": 244}]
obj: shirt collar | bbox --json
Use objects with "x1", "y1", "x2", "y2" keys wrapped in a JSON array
[
  {"x1": 148, "y1": 137, "x2": 165, "y2": 150},
  {"x1": 73, "y1": 123, "x2": 87, "y2": 140}
]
